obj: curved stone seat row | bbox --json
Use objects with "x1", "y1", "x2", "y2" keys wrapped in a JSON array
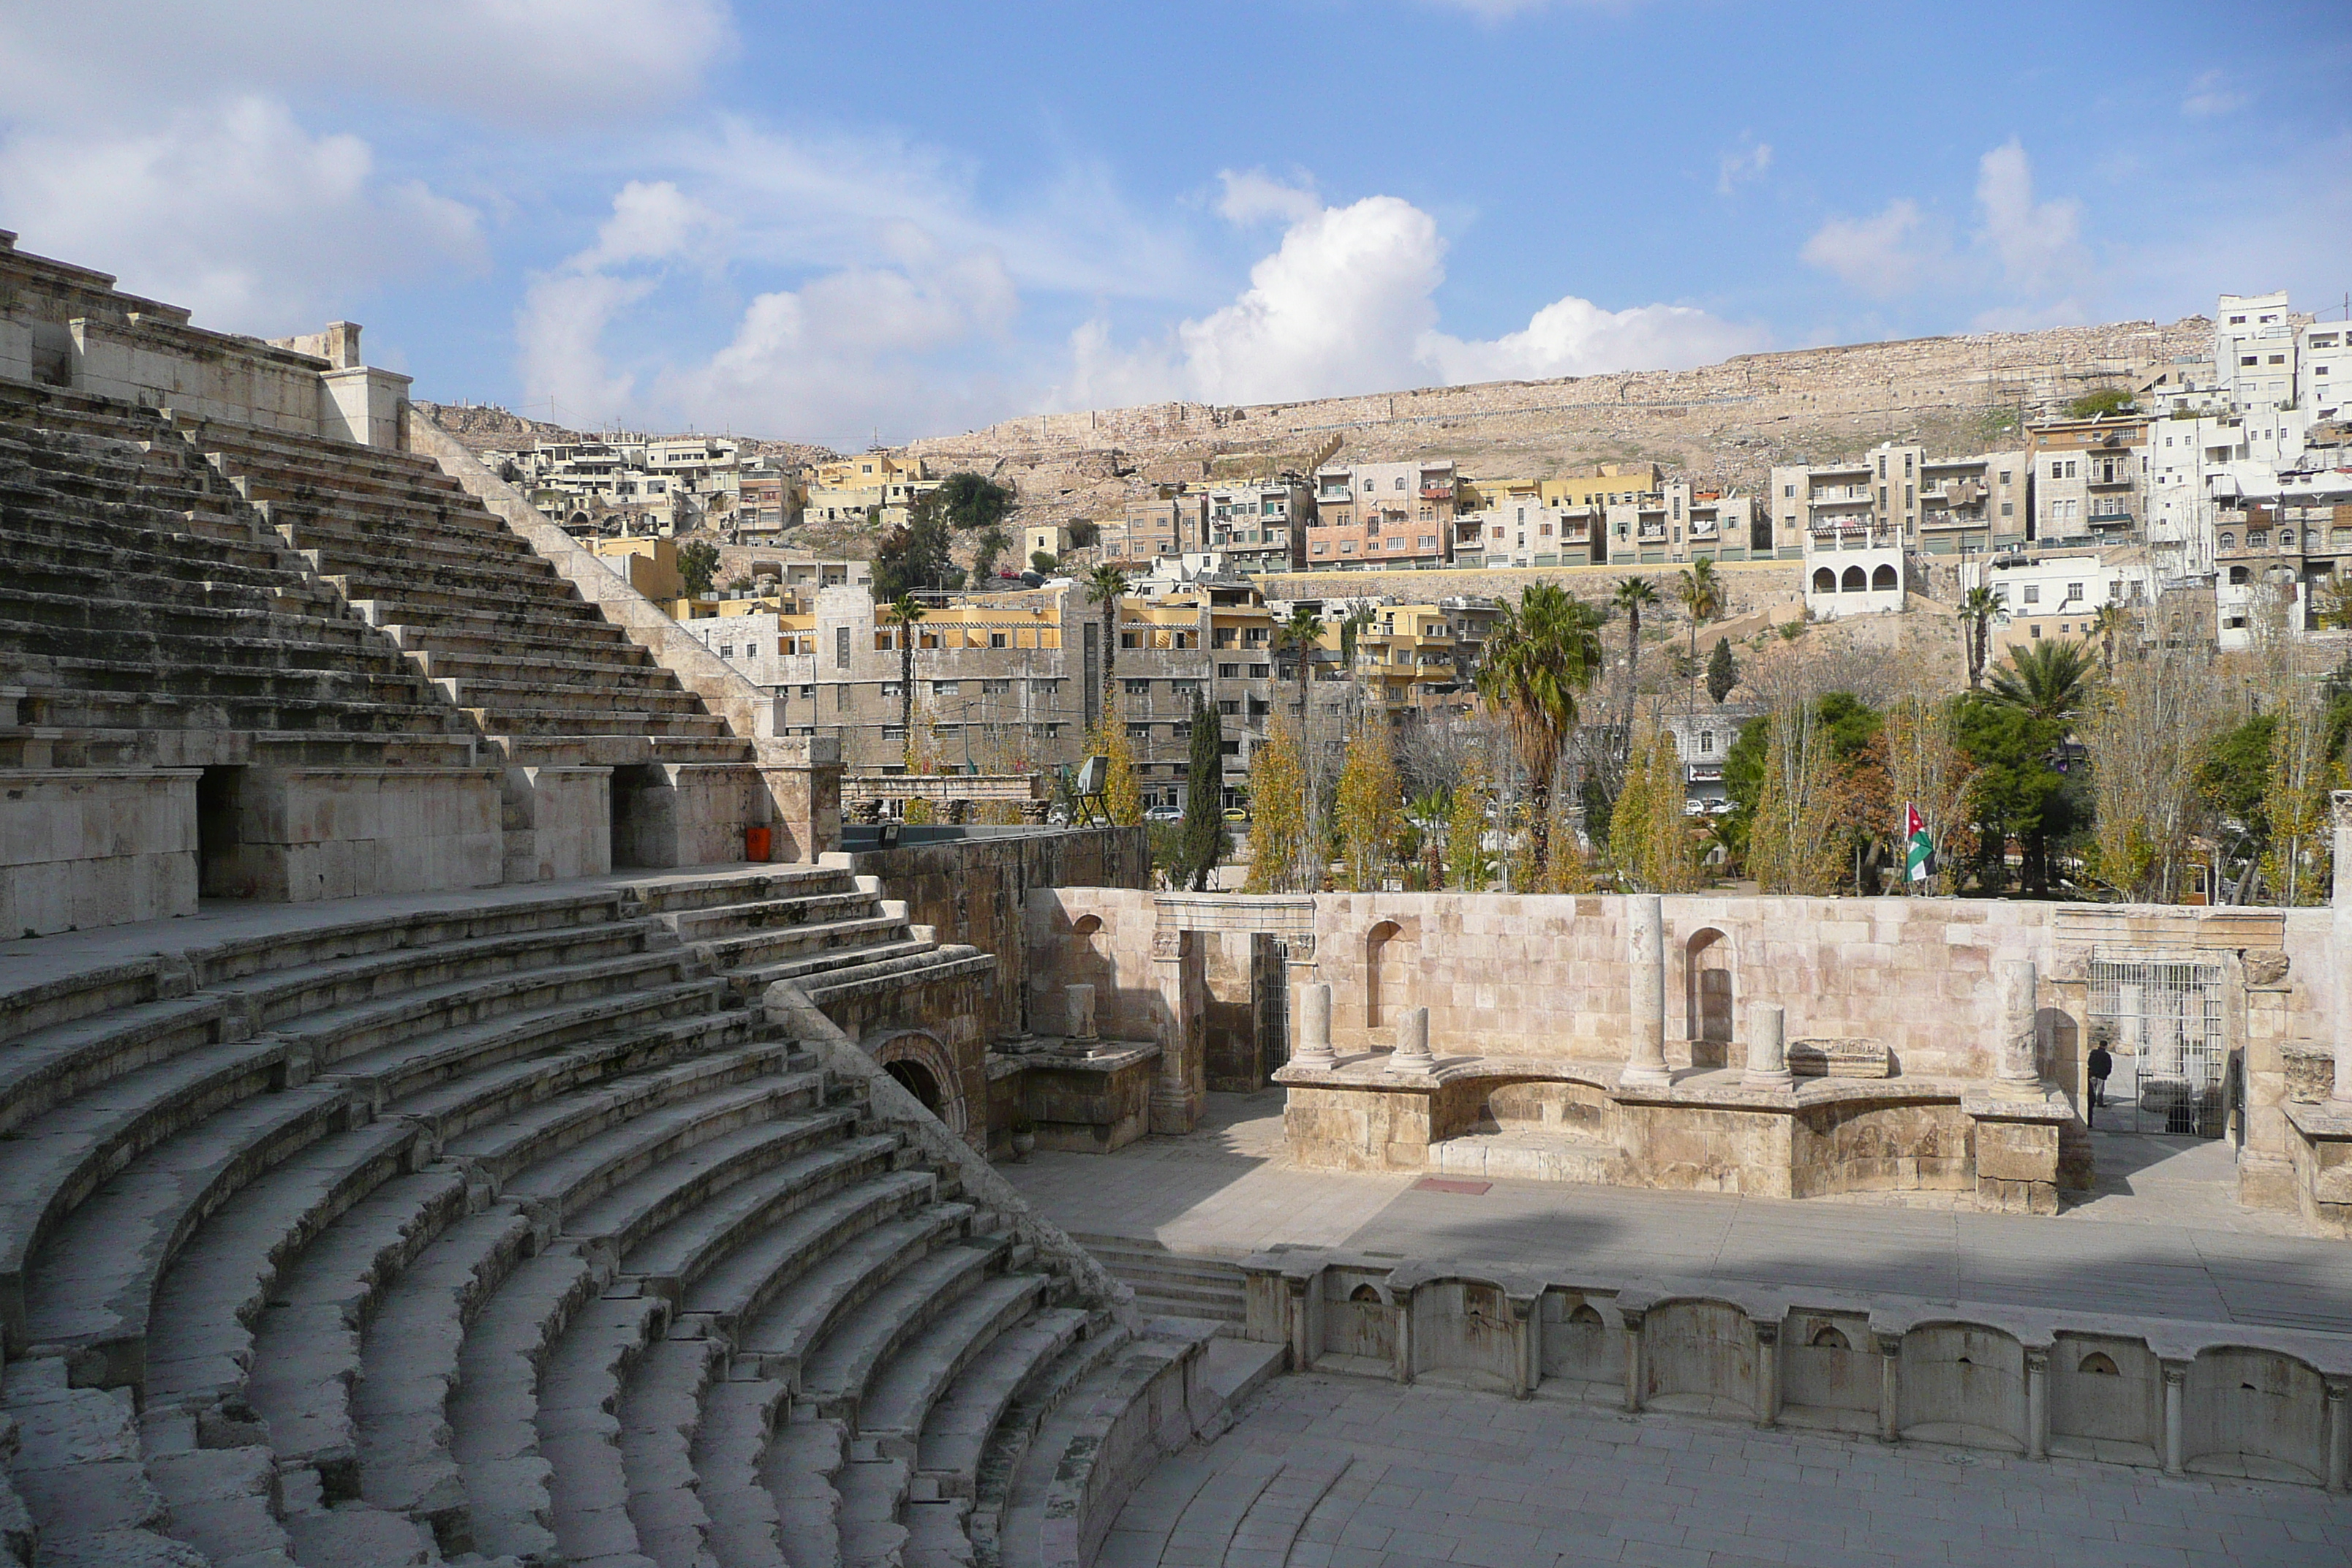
[{"x1": 0, "y1": 872, "x2": 1227, "y2": 1567}]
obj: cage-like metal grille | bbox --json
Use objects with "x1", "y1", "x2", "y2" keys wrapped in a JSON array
[{"x1": 2084, "y1": 954, "x2": 2225, "y2": 1137}]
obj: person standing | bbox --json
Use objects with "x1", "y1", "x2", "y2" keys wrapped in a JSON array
[{"x1": 2087, "y1": 1039, "x2": 2114, "y2": 1126}]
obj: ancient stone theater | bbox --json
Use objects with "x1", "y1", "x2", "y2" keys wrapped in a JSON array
[{"x1": 1, "y1": 234, "x2": 2349, "y2": 1567}]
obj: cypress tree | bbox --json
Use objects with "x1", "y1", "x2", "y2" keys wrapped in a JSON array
[
  {"x1": 1180, "y1": 692, "x2": 1228, "y2": 891},
  {"x1": 1705, "y1": 636, "x2": 1739, "y2": 704}
]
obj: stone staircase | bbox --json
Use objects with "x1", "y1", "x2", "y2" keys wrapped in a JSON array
[
  {"x1": 1066, "y1": 1237, "x2": 1247, "y2": 1330},
  {"x1": 167, "y1": 414, "x2": 747, "y2": 774},
  {"x1": 0, "y1": 382, "x2": 483, "y2": 772},
  {"x1": 0, "y1": 886, "x2": 1228, "y2": 1568}
]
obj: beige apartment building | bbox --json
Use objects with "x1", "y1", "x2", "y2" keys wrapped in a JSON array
[
  {"x1": 1097, "y1": 486, "x2": 1209, "y2": 566},
  {"x1": 2025, "y1": 417, "x2": 2149, "y2": 550},
  {"x1": 1306, "y1": 460, "x2": 1458, "y2": 569},
  {"x1": 804, "y1": 451, "x2": 938, "y2": 527}
]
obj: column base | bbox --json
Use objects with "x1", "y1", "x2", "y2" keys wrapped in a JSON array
[
  {"x1": 1618, "y1": 1063, "x2": 1673, "y2": 1090},
  {"x1": 1149, "y1": 1086, "x2": 1202, "y2": 1137}
]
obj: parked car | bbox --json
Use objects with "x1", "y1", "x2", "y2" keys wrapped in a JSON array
[
  {"x1": 1222, "y1": 808, "x2": 1249, "y2": 823},
  {"x1": 1144, "y1": 805, "x2": 1184, "y2": 823}
]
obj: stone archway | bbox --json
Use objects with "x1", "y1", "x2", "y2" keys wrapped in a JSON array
[
  {"x1": 1686, "y1": 927, "x2": 1733, "y2": 1068},
  {"x1": 867, "y1": 1027, "x2": 968, "y2": 1139},
  {"x1": 1365, "y1": 920, "x2": 1404, "y2": 1030}
]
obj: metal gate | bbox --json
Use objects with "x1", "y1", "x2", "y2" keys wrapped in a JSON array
[{"x1": 2085, "y1": 954, "x2": 2226, "y2": 1137}]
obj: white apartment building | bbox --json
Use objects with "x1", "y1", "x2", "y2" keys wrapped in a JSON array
[
  {"x1": 2300, "y1": 320, "x2": 2352, "y2": 421},
  {"x1": 1961, "y1": 551, "x2": 2149, "y2": 663},
  {"x1": 2215, "y1": 291, "x2": 2299, "y2": 409}
]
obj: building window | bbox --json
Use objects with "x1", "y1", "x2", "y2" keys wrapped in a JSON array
[
  {"x1": 836, "y1": 627, "x2": 851, "y2": 668},
  {"x1": 2023, "y1": 586, "x2": 2039, "y2": 604},
  {"x1": 1124, "y1": 679, "x2": 1150, "y2": 696},
  {"x1": 1218, "y1": 663, "x2": 1240, "y2": 678},
  {"x1": 1218, "y1": 699, "x2": 1241, "y2": 715},
  {"x1": 1250, "y1": 664, "x2": 1270, "y2": 678}
]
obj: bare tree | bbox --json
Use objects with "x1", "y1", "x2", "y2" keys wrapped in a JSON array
[{"x1": 2084, "y1": 602, "x2": 2223, "y2": 902}]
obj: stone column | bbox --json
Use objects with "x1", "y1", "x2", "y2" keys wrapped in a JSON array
[
  {"x1": 1620, "y1": 894, "x2": 1672, "y2": 1090},
  {"x1": 2327, "y1": 1380, "x2": 2349, "y2": 1494},
  {"x1": 1284, "y1": 933, "x2": 1324, "y2": 1071},
  {"x1": 1744, "y1": 1002, "x2": 1790, "y2": 1089},
  {"x1": 1753, "y1": 1321, "x2": 1780, "y2": 1429},
  {"x1": 1621, "y1": 1308, "x2": 1646, "y2": 1413},
  {"x1": 1064, "y1": 984, "x2": 1096, "y2": 1044},
  {"x1": 2162, "y1": 1361, "x2": 2187, "y2": 1475},
  {"x1": 1292, "y1": 981, "x2": 1335, "y2": 1071},
  {"x1": 1387, "y1": 1006, "x2": 1435, "y2": 1074},
  {"x1": 1995, "y1": 959, "x2": 2043, "y2": 1099},
  {"x1": 1149, "y1": 930, "x2": 1204, "y2": 1134},
  {"x1": 1877, "y1": 1332, "x2": 1902, "y2": 1444},
  {"x1": 2025, "y1": 1348, "x2": 2049, "y2": 1460}
]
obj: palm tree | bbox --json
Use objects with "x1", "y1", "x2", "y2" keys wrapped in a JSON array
[
  {"x1": 1986, "y1": 639, "x2": 2095, "y2": 725},
  {"x1": 1610, "y1": 576, "x2": 1659, "y2": 767},
  {"x1": 883, "y1": 593, "x2": 927, "y2": 756},
  {"x1": 1675, "y1": 559, "x2": 1724, "y2": 706},
  {"x1": 1473, "y1": 584, "x2": 1605, "y2": 872},
  {"x1": 1958, "y1": 587, "x2": 2004, "y2": 690},
  {"x1": 1084, "y1": 565, "x2": 1129, "y2": 709},
  {"x1": 1275, "y1": 604, "x2": 1324, "y2": 721},
  {"x1": 2089, "y1": 603, "x2": 2127, "y2": 674}
]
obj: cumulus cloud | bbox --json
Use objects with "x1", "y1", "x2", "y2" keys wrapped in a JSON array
[
  {"x1": 1061, "y1": 190, "x2": 1763, "y2": 410},
  {"x1": 1716, "y1": 139, "x2": 1773, "y2": 195},
  {"x1": 0, "y1": 95, "x2": 482, "y2": 333},
  {"x1": 1800, "y1": 200, "x2": 1939, "y2": 297}
]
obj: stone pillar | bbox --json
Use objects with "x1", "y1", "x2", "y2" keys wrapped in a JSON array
[
  {"x1": 2025, "y1": 1349, "x2": 2049, "y2": 1460},
  {"x1": 1286, "y1": 1273, "x2": 1317, "y2": 1374},
  {"x1": 2162, "y1": 1361, "x2": 2187, "y2": 1475},
  {"x1": 1753, "y1": 1321, "x2": 1780, "y2": 1429},
  {"x1": 757, "y1": 734, "x2": 842, "y2": 862},
  {"x1": 1995, "y1": 959, "x2": 2043, "y2": 1098},
  {"x1": 1393, "y1": 1288, "x2": 1415, "y2": 1386},
  {"x1": 1876, "y1": 1332, "x2": 1902, "y2": 1444},
  {"x1": 1621, "y1": 1308, "x2": 1646, "y2": 1413},
  {"x1": 1292, "y1": 981, "x2": 1335, "y2": 1071},
  {"x1": 1620, "y1": 894, "x2": 1672, "y2": 1090},
  {"x1": 2327, "y1": 1380, "x2": 2349, "y2": 1494},
  {"x1": 1064, "y1": 984, "x2": 1096, "y2": 1043},
  {"x1": 1387, "y1": 1006, "x2": 1435, "y2": 1075},
  {"x1": 1744, "y1": 1002, "x2": 1790, "y2": 1089},
  {"x1": 1284, "y1": 933, "x2": 1323, "y2": 1071},
  {"x1": 1149, "y1": 930, "x2": 1205, "y2": 1134}
]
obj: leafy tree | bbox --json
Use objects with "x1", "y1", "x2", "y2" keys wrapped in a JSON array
[
  {"x1": 972, "y1": 527, "x2": 1010, "y2": 581},
  {"x1": 1882, "y1": 693, "x2": 1975, "y2": 895},
  {"x1": 1030, "y1": 551, "x2": 1059, "y2": 573},
  {"x1": 2066, "y1": 387, "x2": 2136, "y2": 419},
  {"x1": 677, "y1": 539, "x2": 720, "y2": 599},
  {"x1": 1611, "y1": 729, "x2": 1701, "y2": 892},
  {"x1": 1066, "y1": 519, "x2": 1099, "y2": 549},
  {"x1": 1179, "y1": 692, "x2": 1229, "y2": 891},
  {"x1": 1333, "y1": 715, "x2": 1403, "y2": 891},
  {"x1": 1445, "y1": 753, "x2": 1493, "y2": 891},
  {"x1": 936, "y1": 472, "x2": 1015, "y2": 532},
  {"x1": 1089, "y1": 718, "x2": 1142, "y2": 826},
  {"x1": 1243, "y1": 721, "x2": 1308, "y2": 892},
  {"x1": 1611, "y1": 576, "x2": 1659, "y2": 698},
  {"x1": 2089, "y1": 603, "x2": 2129, "y2": 674},
  {"x1": 1338, "y1": 605, "x2": 1379, "y2": 676},
  {"x1": 1747, "y1": 701, "x2": 1844, "y2": 894},
  {"x1": 875, "y1": 497, "x2": 957, "y2": 600},
  {"x1": 1473, "y1": 584, "x2": 1605, "y2": 875},
  {"x1": 1084, "y1": 565, "x2": 1130, "y2": 706},
  {"x1": 1959, "y1": 697, "x2": 2078, "y2": 896},
  {"x1": 1985, "y1": 639, "x2": 2095, "y2": 725},
  {"x1": 1704, "y1": 637, "x2": 1739, "y2": 704}
]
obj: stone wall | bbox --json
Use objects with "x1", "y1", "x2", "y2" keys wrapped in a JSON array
[
  {"x1": 846, "y1": 827, "x2": 1150, "y2": 1043},
  {"x1": 0, "y1": 770, "x2": 198, "y2": 936}
]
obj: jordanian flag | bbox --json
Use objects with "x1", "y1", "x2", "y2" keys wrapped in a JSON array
[{"x1": 1904, "y1": 802, "x2": 1932, "y2": 884}]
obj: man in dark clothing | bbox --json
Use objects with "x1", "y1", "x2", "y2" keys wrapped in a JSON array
[{"x1": 2087, "y1": 1041, "x2": 2113, "y2": 1125}]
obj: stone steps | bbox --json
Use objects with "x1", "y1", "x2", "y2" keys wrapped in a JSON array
[
  {"x1": 912, "y1": 1310, "x2": 1097, "y2": 1502},
  {"x1": 617, "y1": 1334, "x2": 725, "y2": 1568},
  {"x1": 1425, "y1": 1126, "x2": 1618, "y2": 1183},
  {"x1": 1063, "y1": 1237, "x2": 1247, "y2": 1326}
]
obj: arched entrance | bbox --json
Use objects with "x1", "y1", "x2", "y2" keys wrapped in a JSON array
[{"x1": 867, "y1": 1027, "x2": 968, "y2": 1139}]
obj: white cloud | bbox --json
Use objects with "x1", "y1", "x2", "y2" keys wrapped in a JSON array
[
  {"x1": 0, "y1": 95, "x2": 482, "y2": 333},
  {"x1": 1974, "y1": 139, "x2": 2086, "y2": 295},
  {"x1": 516, "y1": 271, "x2": 656, "y2": 423},
  {"x1": 1216, "y1": 169, "x2": 1322, "y2": 227},
  {"x1": 582, "y1": 180, "x2": 716, "y2": 268},
  {"x1": 1716, "y1": 139, "x2": 1773, "y2": 196},
  {"x1": 1061, "y1": 192, "x2": 1763, "y2": 410},
  {"x1": 2182, "y1": 70, "x2": 2248, "y2": 118},
  {"x1": 1800, "y1": 200, "x2": 1939, "y2": 297}
]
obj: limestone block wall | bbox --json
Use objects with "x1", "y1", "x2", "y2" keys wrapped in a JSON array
[
  {"x1": 203, "y1": 766, "x2": 504, "y2": 903},
  {"x1": 0, "y1": 770, "x2": 197, "y2": 936},
  {"x1": 1035, "y1": 889, "x2": 2329, "y2": 1093},
  {"x1": 848, "y1": 828, "x2": 1149, "y2": 1042}
]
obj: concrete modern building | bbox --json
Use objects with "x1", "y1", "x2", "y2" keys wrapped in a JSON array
[
  {"x1": 2215, "y1": 290, "x2": 2299, "y2": 409},
  {"x1": 803, "y1": 449, "x2": 937, "y2": 527},
  {"x1": 1964, "y1": 550, "x2": 2148, "y2": 663},
  {"x1": 1206, "y1": 477, "x2": 1311, "y2": 574},
  {"x1": 1098, "y1": 485, "x2": 1209, "y2": 567},
  {"x1": 2026, "y1": 415, "x2": 2151, "y2": 549}
]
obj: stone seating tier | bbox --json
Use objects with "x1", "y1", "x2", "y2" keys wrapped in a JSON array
[
  {"x1": 0, "y1": 390, "x2": 487, "y2": 772},
  {"x1": 0, "y1": 873, "x2": 1208, "y2": 1567},
  {"x1": 176, "y1": 414, "x2": 753, "y2": 770}
]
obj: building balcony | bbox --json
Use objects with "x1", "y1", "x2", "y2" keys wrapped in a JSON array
[{"x1": 1419, "y1": 486, "x2": 1455, "y2": 500}]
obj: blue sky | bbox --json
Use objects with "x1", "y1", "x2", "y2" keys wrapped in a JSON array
[{"x1": 3, "y1": 1, "x2": 2347, "y2": 450}]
